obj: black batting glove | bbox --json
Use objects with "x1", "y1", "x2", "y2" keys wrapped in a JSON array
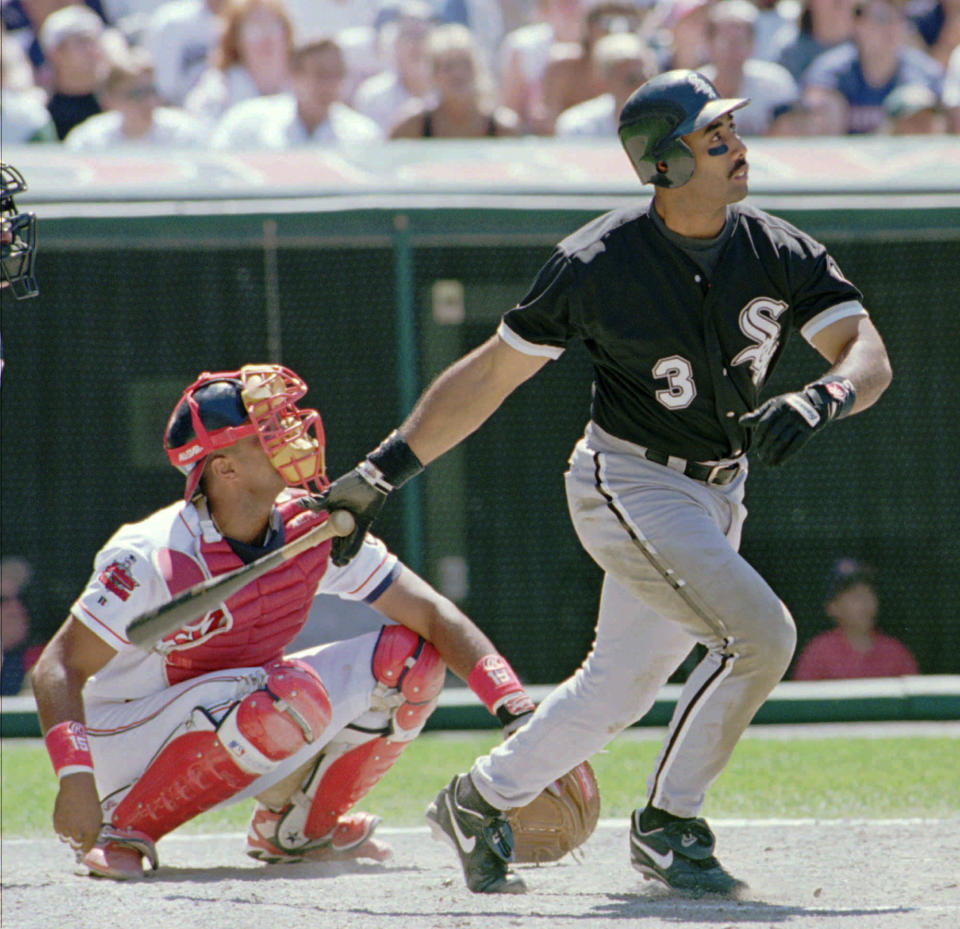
[
  {"x1": 301, "y1": 431, "x2": 423, "y2": 566},
  {"x1": 740, "y1": 376, "x2": 855, "y2": 467}
]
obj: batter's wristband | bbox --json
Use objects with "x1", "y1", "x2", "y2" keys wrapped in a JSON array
[
  {"x1": 366, "y1": 431, "x2": 424, "y2": 491},
  {"x1": 807, "y1": 376, "x2": 856, "y2": 420},
  {"x1": 44, "y1": 721, "x2": 94, "y2": 779},
  {"x1": 468, "y1": 655, "x2": 535, "y2": 721}
]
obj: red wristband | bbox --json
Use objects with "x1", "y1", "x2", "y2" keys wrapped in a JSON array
[
  {"x1": 467, "y1": 655, "x2": 535, "y2": 718},
  {"x1": 44, "y1": 721, "x2": 94, "y2": 779}
]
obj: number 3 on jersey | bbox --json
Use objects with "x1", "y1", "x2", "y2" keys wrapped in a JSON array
[{"x1": 652, "y1": 355, "x2": 696, "y2": 409}]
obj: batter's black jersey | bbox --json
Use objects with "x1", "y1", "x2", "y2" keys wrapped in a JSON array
[{"x1": 501, "y1": 201, "x2": 865, "y2": 462}]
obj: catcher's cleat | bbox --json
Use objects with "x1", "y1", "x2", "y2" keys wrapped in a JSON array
[
  {"x1": 426, "y1": 774, "x2": 527, "y2": 894},
  {"x1": 629, "y1": 810, "x2": 746, "y2": 897},
  {"x1": 246, "y1": 805, "x2": 393, "y2": 864},
  {"x1": 81, "y1": 826, "x2": 159, "y2": 880}
]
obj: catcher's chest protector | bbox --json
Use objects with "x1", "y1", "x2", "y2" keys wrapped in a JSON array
[{"x1": 161, "y1": 497, "x2": 332, "y2": 684}]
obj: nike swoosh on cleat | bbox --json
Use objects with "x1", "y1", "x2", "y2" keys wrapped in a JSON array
[
  {"x1": 632, "y1": 834, "x2": 673, "y2": 869},
  {"x1": 445, "y1": 794, "x2": 476, "y2": 853}
]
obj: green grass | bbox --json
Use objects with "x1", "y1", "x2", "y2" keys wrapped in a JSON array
[{"x1": 3, "y1": 732, "x2": 957, "y2": 837}]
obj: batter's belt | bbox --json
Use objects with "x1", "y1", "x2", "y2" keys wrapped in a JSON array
[
  {"x1": 584, "y1": 423, "x2": 743, "y2": 486},
  {"x1": 640, "y1": 447, "x2": 740, "y2": 485}
]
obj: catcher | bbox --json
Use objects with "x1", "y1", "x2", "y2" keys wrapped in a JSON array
[{"x1": 30, "y1": 362, "x2": 579, "y2": 878}]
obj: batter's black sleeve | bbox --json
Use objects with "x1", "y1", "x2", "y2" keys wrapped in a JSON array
[{"x1": 501, "y1": 248, "x2": 578, "y2": 350}]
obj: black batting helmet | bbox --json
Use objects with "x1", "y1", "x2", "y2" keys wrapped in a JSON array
[
  {"x1": 618, "y1": 70, "x2": 749, "y2": 188},
  {"x1": 1, "y1": 163, "x2": 39, "y2": 299}
]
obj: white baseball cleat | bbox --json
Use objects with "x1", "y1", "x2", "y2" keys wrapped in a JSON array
[{"x1": 246, "y1": 805, "x2": 393, "y2": 864}]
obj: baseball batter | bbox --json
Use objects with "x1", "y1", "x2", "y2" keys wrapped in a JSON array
[
  {"x1": 316, "y1": 70, "x2": 892, "y2": 895},
  {"x1": 31, "y1": 363, "x2": 536, "y2": 879}
]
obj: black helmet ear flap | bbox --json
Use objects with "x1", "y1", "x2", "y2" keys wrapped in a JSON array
[
  {"x1": 649, "y1": 138, "x2": 696, "y2": 188},
  {"x1": 620, "y1": 127, "x2": 696, "y2": 188}
]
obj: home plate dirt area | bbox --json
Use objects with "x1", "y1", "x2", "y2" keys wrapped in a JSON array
[{"x1": 3, "y1": 818, "x2": 958, "y2": 929}]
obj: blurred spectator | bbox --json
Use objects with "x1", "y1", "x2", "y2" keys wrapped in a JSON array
[
  {"x1": 540, "y1": 2, "x2": 646, "y2": 134},
  {"x1": 38, "y1": 3, "x2": 110, "y2": 138},
  {"x1": 352, "y1": 0, "x2": 434, "y2": 133},
  {"x1": 142, "y1": 0, "x2": 225, "y2": 105},
  {"x1": 905, "y1": 0, "x2": 960, "y2": 69},
  {"x1": 99, "y1": 0, "x2": 170, "y2": 40},
  {"x1": 437, "y1": 0, "x2": 505, "y2": 75},
  {"x1": 1, "y1": 0, "x2": 108, "y2": 85},
  {"x1": 390, "y1": 22, "x2": 520, "y2": 137},
  {"x1": 944, "y1": 42, "x2": 960, "y2": 131},
  {"x1": 211, "y1": 37, "x2": 382, "y2": 147},
  {"x1": 766, "y1": 95, "x2": 846, "y2": 132},
  {"x1": 881, "y1": 81, "x2": 948, "y2": 132},
  {"x1": 499, "y1": 0, "x2": 586, "y2": 134},
  {"x1": 770, "y1": 0, "x2": 856, "y2": 82},
  {"x1": 1, "y1": 557, "x2": 43, "y2": 695},
  {"x1": 750, "y1": 0, "x2": 801, "y2": 61},
  {"x1": 282, "y1": 0, "x2": 377, "y2": 38},
  {"x1": 555, "y1": 31, "x2": 657, "y2": 135},
  {"x1": 279, "y1": 0, "x2": 382, "y2": 97},
  {"x1": 646, "y1": 0, "x2": 713, "y2": 70},
  {"x1": 801, "y1": 0, "x2": 944, "y2": 134},
  {"x1": 793, "y1": 558, "x2": 919, "y2": 681},
  {"x1": 1, "y1": 27, "x2": 58, "y2": 142},
  {"x1": 64, "y1": 47, "x2": 207, "y2": 147},
  {"x1": 183, "y1": 0, "x2": 294, "y2": 124},
  {"x1": 700, "y1": 0, "x2": 799, "y2": 135}
]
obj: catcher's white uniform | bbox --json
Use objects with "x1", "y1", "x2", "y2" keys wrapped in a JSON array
[{"x1": 72, "y1": 490, "x2": 402, "y2": 808}]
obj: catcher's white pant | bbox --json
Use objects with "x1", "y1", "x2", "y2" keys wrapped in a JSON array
[
  {"x1": 86, "y1": 631, "x2": 389, "y2": 810},
  {"x1": 471, "y1": 423, "x2": 796, "y2": 819}
]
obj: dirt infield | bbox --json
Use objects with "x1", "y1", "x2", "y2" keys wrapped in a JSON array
[{"x1": 4, "y1": 818, "x2": 958, "y2": 929}]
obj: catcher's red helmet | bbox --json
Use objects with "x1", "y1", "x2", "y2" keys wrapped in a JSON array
[{"x1": 164, "y1": 364, "x2": 327, "y2": 500}]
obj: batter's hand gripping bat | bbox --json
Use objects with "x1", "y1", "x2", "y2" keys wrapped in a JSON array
[{"x1": 124, "y1": 509, "x2": 356, "y2": 649}]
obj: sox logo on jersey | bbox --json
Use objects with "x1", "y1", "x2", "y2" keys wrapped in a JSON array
[{"x1": 731, "y1": 297, "x2": 788, "y2": 386}]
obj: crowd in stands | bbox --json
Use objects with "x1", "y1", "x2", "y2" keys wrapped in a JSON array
[{"x1": 1, "y1": 0, "x2": 957, "y2": 148}]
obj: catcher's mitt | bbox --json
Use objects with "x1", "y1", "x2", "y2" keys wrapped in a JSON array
[{"x1": 507, "y1": 760, "x2": 600, "y2": 863}]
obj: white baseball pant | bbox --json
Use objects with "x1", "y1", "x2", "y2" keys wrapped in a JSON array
[{"x1": 471, "y1": 423, "x2": 796, "y2": 818}]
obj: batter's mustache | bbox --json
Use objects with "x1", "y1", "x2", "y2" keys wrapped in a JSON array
[{"x1": 729, "y1": 157, "x2": 748, "y2": 177}]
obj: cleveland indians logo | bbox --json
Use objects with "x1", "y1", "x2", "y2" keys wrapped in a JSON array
[
  {"x1": 731, "y1": 297, "x2": 788, "y2": 386},
  {"x1": 98, "y1": 557, "x2": 139, "y2": 602}
]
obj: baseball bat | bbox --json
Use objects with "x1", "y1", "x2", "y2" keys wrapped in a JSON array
[{"x1": 125, "y1": 509, "x2": 356, "y2": 649}]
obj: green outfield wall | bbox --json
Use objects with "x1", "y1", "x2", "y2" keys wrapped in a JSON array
[{"x1": 1, "y1": 139, "x2": 959, "y2": 690}]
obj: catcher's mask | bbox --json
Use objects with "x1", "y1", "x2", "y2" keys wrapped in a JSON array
[
  {"x1": 164, "y1": 364, "x2": 327, "y2": 501},
  {"x1": 618, "y1": 69, "x2": 748, "y2": 188},
  {"x1": 1, "y1": 163, "x2": 39, "y2": 300}
]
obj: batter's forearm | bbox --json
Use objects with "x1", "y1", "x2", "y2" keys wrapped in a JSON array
[
  {"x1": 825, "y1": 324, "x2": 892, "y2": 415},
  {"x1": 399, "y1": 334, "x2": 547, "y2": 465}
]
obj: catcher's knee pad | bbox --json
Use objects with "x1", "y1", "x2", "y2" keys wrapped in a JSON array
[
  {"x1": 110, "y1": 660, "x2": 332, "y2": 840},
  {"x1": 258, "y1": 630, "x2": 442, "y2": 854},
  {"x1": 223, "y1": 658, "x2": 333, "y2": 767},
  {"x1": 371, "y1": 624, "x2": 444, "y2": 739}
]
